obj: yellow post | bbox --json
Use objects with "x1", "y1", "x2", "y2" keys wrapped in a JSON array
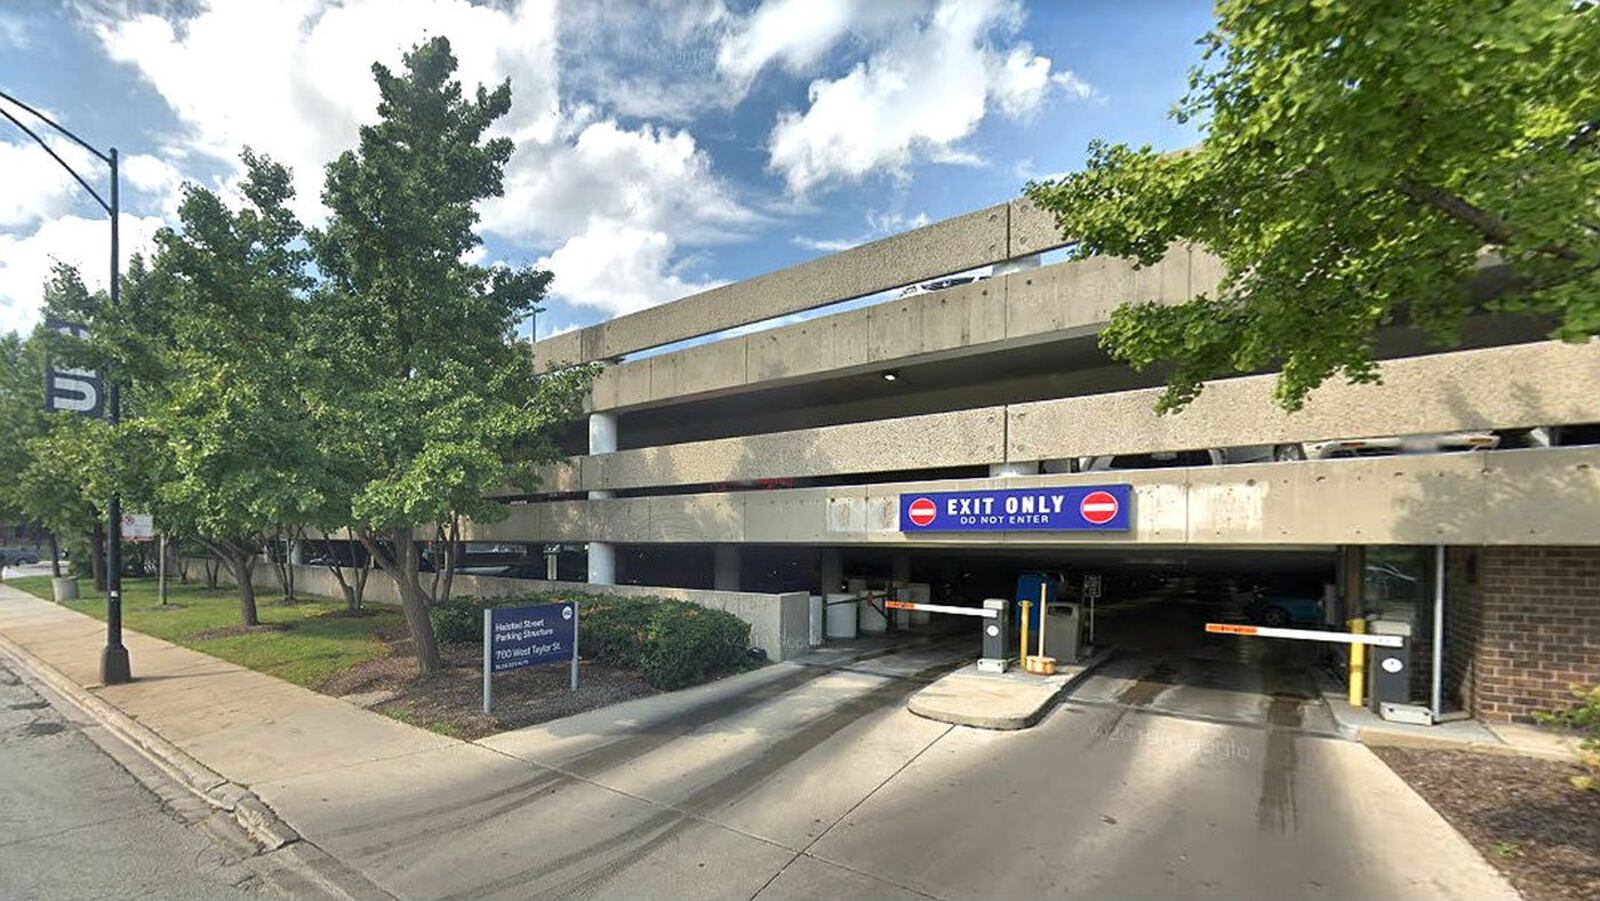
[
  {"x1": 1347, "y1": 617, "x2": 1366, "y2": 707},
  {"x1": 1018, "y1": 601, "x2": 1031, "y2": 669}
]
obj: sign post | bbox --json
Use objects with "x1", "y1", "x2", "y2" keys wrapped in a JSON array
[
  {"x1": 1081, "y1": 573, "x2": 1102, "y2": 643},
  {"x1": 482, "y1": 601, "x2": 580, "y2": 715}
]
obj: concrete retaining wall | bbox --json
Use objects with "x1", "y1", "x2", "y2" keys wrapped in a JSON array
[{"x1": 280, "y1": 564, "x2": 808, "y2": 663}]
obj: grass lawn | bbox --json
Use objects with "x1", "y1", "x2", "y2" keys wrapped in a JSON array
[{"x1": 4, "y1": 575, "x2": 406, "y2": 690}]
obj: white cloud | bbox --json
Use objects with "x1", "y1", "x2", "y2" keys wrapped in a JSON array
[
  {"x1": 716, "y1": 0, "x2": 916, "y2": 91},
  {"x1": 536, "y1": 219, "x2": 723, "y2": 318},
  {"x1": 48, "y1": 0, "x2": 758, "y2": 328},
  {"x1": 0, "y1": 135, "x2": 102, "y2": 228},
  {"x1": 765, "y1": 0, "x2": 1089, "y2": 194},
  {"x1": 0, "y1": 213, "x2": 164, "y2": 335},
  {"x1": 123, "y1": 153, "x2": 187, "y2": 219},
  {"x1": 793, "y1": 209, "x2": 930, "y2": 253},
  {"x1": 94, "y1": 0, "x2": 562, "y2": 226},
  {"x1": 558, "y1": 0, "x2": 731, "y2": 121},
  {"x1": 481, "y1": 118, "x2": 756, "y2": 246}
]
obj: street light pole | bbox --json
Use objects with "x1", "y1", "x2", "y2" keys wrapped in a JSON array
[
  {"x1": 103, "y1": 147, "x2": 129, "y2": 684},
  {"x1": 0, "y1": 88, "x2": 130, "y2": 683}
]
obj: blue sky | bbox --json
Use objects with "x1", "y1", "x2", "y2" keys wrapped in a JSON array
[{"x1": 0, "y1": 1, "x2": 1212, "y2": 339}]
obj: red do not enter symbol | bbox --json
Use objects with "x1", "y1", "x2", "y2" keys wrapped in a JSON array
[
  {"x1": 907, "y1": 497, "x2": 937, "y2": 527},
  {"x1": 1079, "y1": 490, "x2": 1120, "y2": 525}
]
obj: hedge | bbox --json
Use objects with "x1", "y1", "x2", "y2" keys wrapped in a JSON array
[{"x1": 429, "y1": 591, "x2": 751, "y2": 690}]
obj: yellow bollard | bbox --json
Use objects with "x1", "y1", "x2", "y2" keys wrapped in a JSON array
[
  {"x1": 1348, "y1": 617, "x2": 1366, "y2": 707},
  {"x1": 1019, "y1": 601, "x2": 1031, "y2": 669}
]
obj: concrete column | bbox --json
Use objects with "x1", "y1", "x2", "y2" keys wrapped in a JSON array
[
  {"x1": 587, "y1": 411, "x2": 619, "y2": 585},
  {"x1": 288, "y1": 540, "x2": 305, "y2": 566},
  {"x1": 588, "y1": 411, "x2": 618, "y2": 455},
  {"x1": 587, "y1": 542, "x2": 616, "y2": 586},
  {"x1": 891, "y1": 553, "x2": 911, "y2": 586},
  {"x1": 819, "y1": 548, "x2": 843, "y2": 595},
  {"x1": 992, "y1": 253, "x2": 1042, "y2": 277},
  {"x1": 714, "y1": 545, "x2": 741, "y2": 591},
  {"x1": 989, "y1": 461, "x2": 1041, "y2": 477}
]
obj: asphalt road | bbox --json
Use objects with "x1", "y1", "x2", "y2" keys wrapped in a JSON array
[{"x1": 0, "y1": 656, "x2": 272, "y2": 900}]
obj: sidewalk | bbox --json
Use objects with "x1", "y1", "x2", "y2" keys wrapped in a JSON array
[
  {"x1": 0, "y1": 583, "x2": 450, "y2": 897},
  {"x1": 0, "y1": 583, "x2": 957, "y2": 900},
  {"x1": 1315, "y1": 670, "x2": 1585, "y2": 761}
]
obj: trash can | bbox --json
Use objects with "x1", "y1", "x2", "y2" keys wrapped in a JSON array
[
  {"x1": 824, "y1": 593, "x2": 858, "y2": 639},
  {"x1": 850, "y1": 578, "x2": 887, "y2": 634},
  {"x1": 1045, "y1": 602, "x2": 1085, "y2": 663}
]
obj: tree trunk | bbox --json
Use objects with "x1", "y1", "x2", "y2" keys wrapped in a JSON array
[
  {"x1": 203, "y1": 557, "x2": 220, "y2": 590},
  {"x1": 234, "y1": 550, "x2": 259, "y2": 626},
  {"x1": 438, "y1": 516, "x2": 459, "y2": 607},
  {"x1": 360, "y1": 527, "x2": 443, "y2": 674},
  {"x1": 91, "y1": 523, "x2": 106, "y2": 593},
  {"x1": 48, "y1": 533, "x2": 60, "y2": 578},
  {"x1": 177, "y1": 555, "x2": 190, "y2": 584},
  {"x1": 352, "y1": 562, "x2": 370, "y2": 611}
]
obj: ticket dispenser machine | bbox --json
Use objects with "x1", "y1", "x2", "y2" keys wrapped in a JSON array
[
  {"x1": 978, "y1": 599, "x2": 1010, "y2": 673},
  {"x1": 1368, "y1": 618, "x2": 1425, "y2": 722}
]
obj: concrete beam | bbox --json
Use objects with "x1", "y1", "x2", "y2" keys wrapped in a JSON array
[
  {"x1": 464, "y1": 446, "x2": 1600, "y2": 547},
  {"x1": 1008, "y1": 339, "x2": 1600, "y2": 462},
  {"x1": 584, "y1": 248, "x2": 1202, "y2": 412},
  {"x1": 536, "y1": 204, "x2": 1016, "y2": 366},
  {"x1": 512, "y1": 341, "x2": 1600, "y2": 496},
  {"x1": 592, "y1": 407, "x2": 1004, "y2": 492}
]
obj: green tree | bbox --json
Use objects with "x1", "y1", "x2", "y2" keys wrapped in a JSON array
[
  {"x1": 1026, "y1": 0, "x2": 1600, "y2": 412},
  {"x1": 1, "y1": 268, "x2": 110, "y2": 585},
  {"x1": 310, "y1": 37, "x2": 594, "y2": 674},
  {"x1": 123, "y1": 152, "x2": 332, "y2": 625}
]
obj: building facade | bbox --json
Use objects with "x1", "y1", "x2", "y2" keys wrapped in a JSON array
[{"x1": 469, "y1": 199, "x2": 1598, "y2": 724}]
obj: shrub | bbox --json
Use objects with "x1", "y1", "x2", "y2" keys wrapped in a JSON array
[
  {"x1": 429, "y1": 599, "x2": 485, "y2": 644},
  {"x1": 640, "y1": 603, "x2": 751, "y2": 691},
  {"x1": 428, "y1": 591, "x2": 751, "y2": 691},
  {"x1": 1534, "y1": 684, "x2": 1600, "y2": 791}
]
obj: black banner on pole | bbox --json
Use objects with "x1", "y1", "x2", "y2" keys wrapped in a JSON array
[{"x1": 43, "y1": 317, "x2": 103, "y2": 417}]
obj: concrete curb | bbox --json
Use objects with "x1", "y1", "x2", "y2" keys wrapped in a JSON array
[
  {"x1": 1357, "y1": 725, "x2": 1582, "y2": 762},
  {"x1": 908, "y1": 646, "x2": 1115, "y2": 730},
  {"x1": 0, "y1": 625, "x2": 391, "y2": 899}
]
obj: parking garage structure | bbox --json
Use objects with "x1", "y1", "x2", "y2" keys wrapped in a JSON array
[{"x1": 453, "y1": 198, "x2": 1599, "y2": 727}]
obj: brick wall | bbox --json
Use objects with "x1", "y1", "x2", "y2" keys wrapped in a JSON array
[{"x1": 1454, "y1": 546, "x2": 1600, "y2": 724}]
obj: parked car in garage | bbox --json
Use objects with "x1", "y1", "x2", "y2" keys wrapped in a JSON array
[
  {"x1": 1078, "y1": 449, "x2": 1223, "y2": 471},
  {"x1": 1244, "y1": 589, "x2": 1324, "y2": 626},
  {"x1": 1301, "y1": 431, "x2": 1499, "y2": 458}
]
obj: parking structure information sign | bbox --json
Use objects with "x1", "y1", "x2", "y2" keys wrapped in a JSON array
[
  {"x1": 483, "y1": 601, "x2": 579, "y2": 713},
  {"x1": 898, "y1": 485, "x2": 1132, "y2": 532},
  {"x1": 488, "y1": 602, "x2": 576, "y2": 673}
]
